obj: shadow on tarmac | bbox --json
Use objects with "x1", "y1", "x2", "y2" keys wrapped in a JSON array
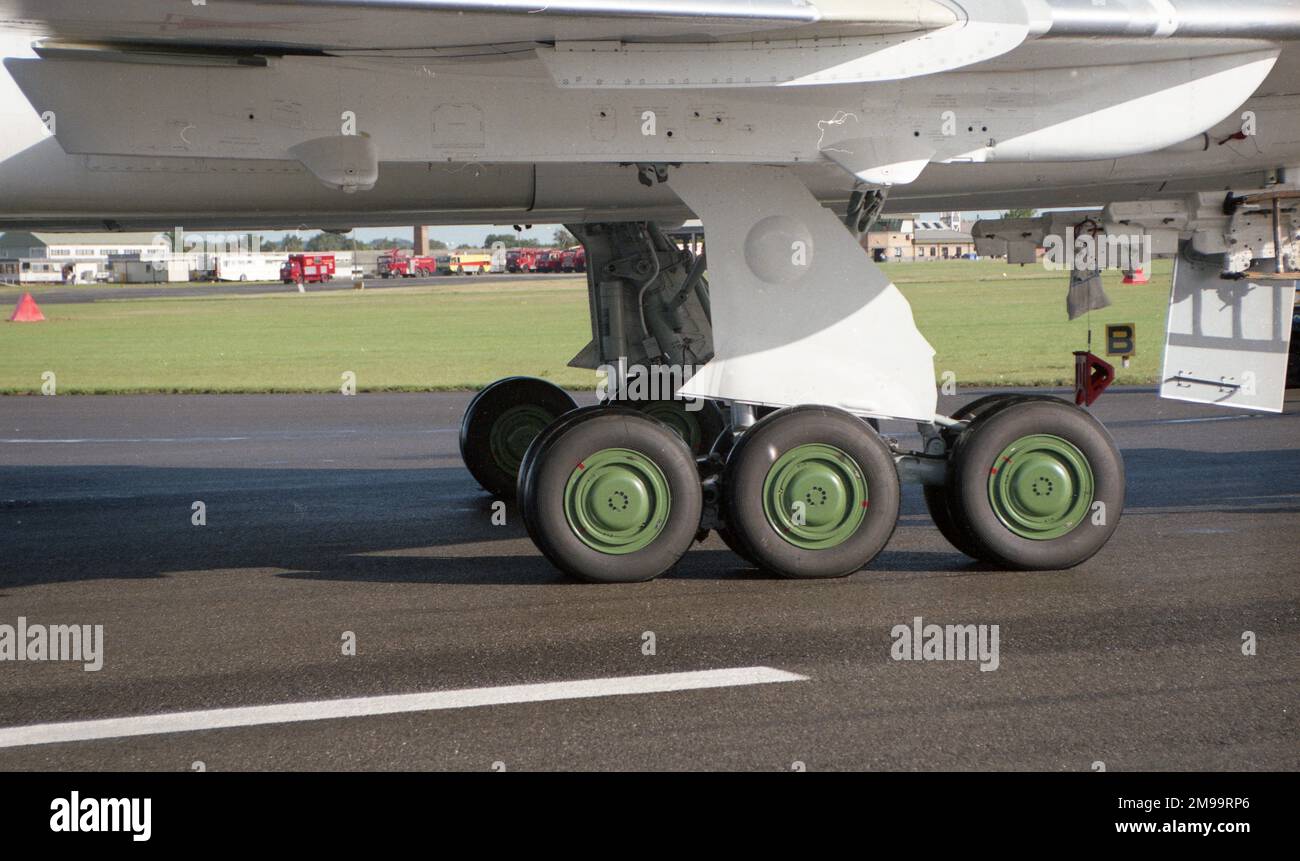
[{"x1": 1, "y1": 445, "x2": 1296, "y2": 590}]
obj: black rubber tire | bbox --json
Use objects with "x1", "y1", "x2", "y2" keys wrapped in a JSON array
[
  {"x1": 459, "y1": 376, "x2": 577, "y2": 500},
  {"x1": 611, "y1": 397, "x2": 727, "y2": 457},
  {"x1": 923, "y1": 482, "x2": 980, "y2": 558},
  {"x1": 518, "y1": 408, "x2": 702, "y2": 583},
  {"x1": 946, "y1": 398, "x2": 1125, "y2": 570},
  {"x1": 704, "y1": 430, "x2": 757, "y2": 564},
  {"x1": 949, "y1": 393, "x2": 1028, "y2": 424},
  {"x1": 747, "y1": 404, "x2": 871, "y2": 429},
  {"x1": 715, "y1": 526, "x2": 757, "y2": 565},
  {"x1": 722, "y1": 406, "x2": 900, "y2": 579},
  {"x1": 516, "y1": 405, "x2": 611, "y2": 512},
  {"x1": 924, "y1": 393, "x2": 1044, "y2": 559}
]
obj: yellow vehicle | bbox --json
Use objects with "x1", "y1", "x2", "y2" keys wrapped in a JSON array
[{"x1": 446, "y1": 252, "x2": 492, "y2": 275}]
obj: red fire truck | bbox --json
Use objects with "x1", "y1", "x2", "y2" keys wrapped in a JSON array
[
  {"x1": 559, "y1": 247, "x2": 587, "y2": 272},
  {"x1": 378, "y1": 249, "x2": 439, "y2": 278},
  {"x1": 280, "y1": 254, "x2": 336, "y2": 284},
  {"x1": 539, "y1": 250, "x2": 565, "y2": 272},
  {"x1": 514, "y1": 248, "x2": 558, "y2": 273},
  {"x1": 513, "y1": 248, "x2": 539, "y2": 272}
]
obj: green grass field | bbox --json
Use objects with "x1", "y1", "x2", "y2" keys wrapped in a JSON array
[{"x1": 0, "y1": 260, "x2": 1170, "y2": 394}]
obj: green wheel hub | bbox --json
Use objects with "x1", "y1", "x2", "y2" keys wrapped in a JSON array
[
  {"x1": 637, "y1": 401, "x2": 701, "y2": 451},
  {"x1": 987, "y1": 434, "x2": 1095, "y2": 540},
  {"x1": 563, "y1": 448, "x2": 672, "y2": 554},
  {"x1": 761, "y1": 444, "x2": 868, "y2": 550},
  {"x1": 488, "y1": 405, "x2": 555, "y2": 475}
]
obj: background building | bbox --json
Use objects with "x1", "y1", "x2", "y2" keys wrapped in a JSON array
[
  {"x1": 912, "y1": 219, "x2": 977, "y2": 260},
  {"x1": 863, "y1": 218, "x2": 917, "y2": 261},
  {"x1": 0, "y1": 231, "x2": 165, "y2": 261},
  {"x1": 861, "y1": 216, "x2": 977, "y2": 262}
]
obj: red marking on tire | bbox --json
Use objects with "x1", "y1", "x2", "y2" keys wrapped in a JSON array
[
  {"x1": 861, "y1": 500, "x2": 869, "y2": 508},
  {"x1": 577, "y1": 462, "x2": 585, "y2": 470},
  {"x1": 990, "y1": 468, "x2": 998, "y2": 475}
]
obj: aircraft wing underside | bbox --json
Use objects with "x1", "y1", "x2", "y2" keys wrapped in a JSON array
[
  {"x1": 1, "y1": 1, "x2": 1298, "y2": 222},
  {"x1": 0, "y1": 0, "x2": 964, "y2": 51},
  {"x1": 0, "y1": 1, "x2": 1297, "y2": 59}
]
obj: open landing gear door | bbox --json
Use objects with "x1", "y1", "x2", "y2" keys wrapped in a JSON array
[
  {"x1": 1161, "y1": 253, "x2": 1296, "y2": 413},
  {"x1": 667, "y1": 165, "x2": 937, "y2": 422}
]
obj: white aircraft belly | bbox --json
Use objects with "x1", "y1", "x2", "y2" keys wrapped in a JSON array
[
  {"x1": 0, "y1": 30, "x2": 1297, "y2": 228},
  {"x1": 3, "y1": 47, "x2": 1278, "y2": 172}
]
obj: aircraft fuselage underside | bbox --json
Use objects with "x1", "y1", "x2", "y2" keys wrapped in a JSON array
[{"x1": 2, "y1": 33, "x2": 1300, "y2": 227}]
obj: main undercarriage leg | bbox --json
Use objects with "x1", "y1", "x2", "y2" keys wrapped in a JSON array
[{"x1": 565, "y1": 220, "x2": 724, "y2": 456}]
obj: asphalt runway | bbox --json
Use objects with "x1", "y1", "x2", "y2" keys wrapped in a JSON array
[
  {"x1": 0, "y1": 388, "x2": 1296, "y2": 771},
  {"x1": 2, "y1": 272, "x2": 577, "y2": 305}
]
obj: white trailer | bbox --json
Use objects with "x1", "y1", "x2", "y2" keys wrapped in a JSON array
[
  {"x1": 116, "y1": 258, "x2": 189, "y2": 283},
  {"x1": 212, "y1": 254, "x2": 285, "y2": 282},
  {"x1": 0, "y1": 258, "x2": 63, "y2": 284}
]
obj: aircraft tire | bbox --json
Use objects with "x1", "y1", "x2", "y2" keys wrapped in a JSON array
[
  {"x1": 721, "y1": 406, "x2": 899, "y2": 579},
  {"x1": 714, "y1": 526, "x2": 757, "y2": 565},
  {"x1": 459, "y1": 376, "x2": 577, "y2": 500},
  {"x1": 944, "y1": 398, "x2": 1124, "y2": 570},
  {"x1": 516, "y1": 405, "x2": 611, "y2": 511},
  {"x1": 924, "y1": 394, "x2": 1054, "y2": 560},
  {"x1": 605, "y1": 396, "x2": 727, "y2": 457},
  {"x1": 703, "y1": 430, "x2": 757, "y2": 564},
  {"x1": 518, "y1": 407, "x2": 702, "y2": 583}
]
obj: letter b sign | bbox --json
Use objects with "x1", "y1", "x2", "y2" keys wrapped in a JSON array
[{"x1": 1105, "y1": 323, "x2": 1135, "y2": 358}]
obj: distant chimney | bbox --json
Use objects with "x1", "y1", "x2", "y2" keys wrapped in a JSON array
[{"x1": 414, "y1": 225, "x2": 430, "y2": 256}]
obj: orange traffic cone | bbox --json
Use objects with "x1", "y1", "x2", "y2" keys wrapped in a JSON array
[
  {"x1": 1122, "y1": 267, "x2": 1149, "y2": 285},
  {"x1": 8, "y1": 292, "x2": 45, "y2": 322}
]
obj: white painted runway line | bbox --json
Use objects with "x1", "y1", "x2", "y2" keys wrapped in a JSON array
[
  {"x1": 0, "y1": 666, "x2": 807, "y2": 749},
  {"x1": 1154, "y1": 415, "x2": 1260, "y2": 425}
]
